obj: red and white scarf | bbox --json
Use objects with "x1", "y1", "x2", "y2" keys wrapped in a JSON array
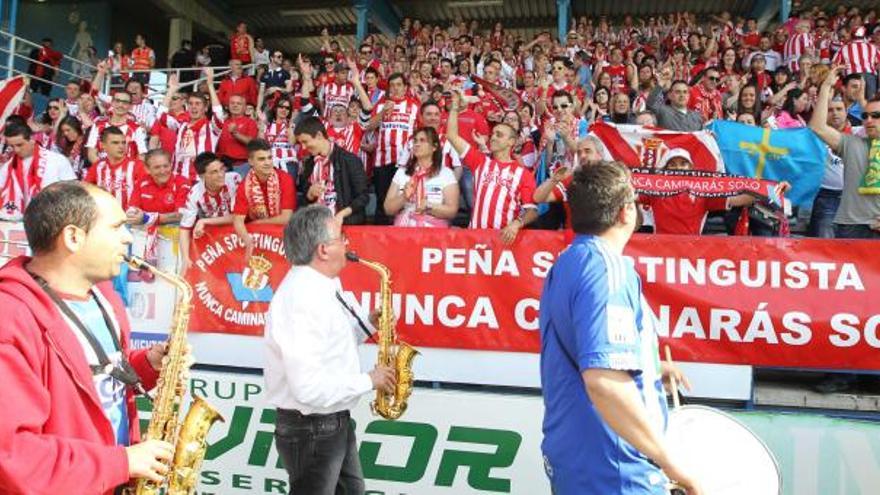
[
  {"x1": 244, "y1": 169, "x2": 281, "y2": 219},
  {"x1": 1, "y1": 145, "x2": 47, "y2": 219},
  {"x1": 410, "y1": 165, "x2": 429, "y2": 211},
  {"x1": 310, "y1": 144, "x2": 337, "y2": 209}
]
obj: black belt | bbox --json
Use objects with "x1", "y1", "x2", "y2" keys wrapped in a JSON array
[{"x1": 277, "y1": 408, "x2": 349, "y2": 419}]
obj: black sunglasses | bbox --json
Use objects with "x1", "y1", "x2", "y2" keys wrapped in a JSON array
[
  {"x1": 277, "y1": 105, "x2": 291, "y2": 110},
  {"x1": 862, "y1": 111, "x2": 880, "y2": 121},
  {"x1": 708, "y1": 76, "x2": 720, "y2": 82}
]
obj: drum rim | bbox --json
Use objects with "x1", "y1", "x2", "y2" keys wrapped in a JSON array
[{"x1": 669, "y1": 404, "x2": 783, "y2": 495}]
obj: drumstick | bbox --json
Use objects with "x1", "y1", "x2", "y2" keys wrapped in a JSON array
[{"x1": 664, "y1": 345, "x2": 681, "y2": 409}]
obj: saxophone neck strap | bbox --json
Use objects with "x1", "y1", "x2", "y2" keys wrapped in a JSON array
[
  {"x1": 336, "y1": 291, "x2": 374, "y2": 341},
  {"x1": 27, "y1": 270, "x2": 145, "y2": 392}
]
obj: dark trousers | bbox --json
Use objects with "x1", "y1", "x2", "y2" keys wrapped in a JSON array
[
  {"x1": 808, "y1": 188, "x2": 842, "y2": 238},
  {"x1": 834, "y1": 223, "x2": 880, "y2": 239},
  {"x1": 274, "y1": 409, "x2": 364, "y2": 495},
  {"x1": 372, "y1": 164, "x2": 397, "y2": 225}
]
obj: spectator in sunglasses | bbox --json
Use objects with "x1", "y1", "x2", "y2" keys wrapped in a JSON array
[{"x1": 688, "y1": 67, "x2": 724, "y2": 122}]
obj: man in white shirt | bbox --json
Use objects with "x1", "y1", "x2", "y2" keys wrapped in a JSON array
[{"x1": 264, "y1": 204, "x2": 395, "y2": 494}]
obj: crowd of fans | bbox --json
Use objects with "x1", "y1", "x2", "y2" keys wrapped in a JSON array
[{"x1": 4, "y1": 4, "x2": 880, "y2": 267}]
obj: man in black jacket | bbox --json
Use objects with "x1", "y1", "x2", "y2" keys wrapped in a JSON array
[{"x1": 294, "y1": 117, "x2": 369, "y2": 225}]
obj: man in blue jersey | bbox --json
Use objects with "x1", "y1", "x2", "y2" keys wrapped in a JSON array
[{"x1": 539, "y1": 161, "x2": 702, "y2": 495}]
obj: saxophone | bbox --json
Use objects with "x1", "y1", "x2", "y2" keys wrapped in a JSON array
[
  {"x1": 346, "y1": 252, "x2": 418, "y2": 420},
  {"x1": 125, "y1": 255, "x2": 225, "y2": 495}
]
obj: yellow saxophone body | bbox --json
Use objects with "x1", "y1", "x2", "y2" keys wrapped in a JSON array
[
  {"x1": 126, "y1": 255, "x2": 224, "y2": 495},
  {"x1": 349, "y1": 253, "x2": 418, "y2": 420}
]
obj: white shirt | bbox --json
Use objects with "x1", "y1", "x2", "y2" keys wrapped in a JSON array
[{"x1": 264, "y1": 265, "x2": 374, "y2": 414}]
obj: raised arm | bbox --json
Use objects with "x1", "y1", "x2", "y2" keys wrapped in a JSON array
[
  {"x1": 809, "y1": 65, "x2": 842, "y2": 151},
  {"x1": 445, "y1": 90, "x2": 469, "y2": 156},
  {"x1": 346, "y1": 54, "x2": 374, "y2": 112},
  {"x1": 204, "y1": 67, "x2": 221, "y2": 110}
]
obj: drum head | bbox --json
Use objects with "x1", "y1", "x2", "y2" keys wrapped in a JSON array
[{"x1": 666, "y1": 405, "x2": 781, "y2": 495}]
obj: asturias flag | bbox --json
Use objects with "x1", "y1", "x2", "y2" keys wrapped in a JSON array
[{"x1": 708, "y1": 120, "x2": 826, "y2": 206}]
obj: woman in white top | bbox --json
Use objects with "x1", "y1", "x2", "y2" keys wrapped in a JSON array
[{"x1": 384, "y1": 127, "x2": 460, "y2": 227}]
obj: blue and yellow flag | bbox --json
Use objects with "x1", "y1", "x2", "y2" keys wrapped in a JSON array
[{"x1": 708, "y1": 120, "x2": 826, "y2": 206}]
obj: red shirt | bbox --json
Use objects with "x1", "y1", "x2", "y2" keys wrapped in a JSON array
[
  {"x1": 217, "y1": 76, "x2": 258, "y2": 106},
  {"x1": 641, "y1": 194, "x2": 728, "y2": 235},
  {"x1": 230, "y1": 33, "x2": 252, "y2": 64},
  {"x1": 149, "y1": 111, "x2": 190, "y2": 155},
  {"x1": 130, "y1": 175, "x2": 191, "y2": 213},
  {"x1": 233, "y1": 169, "x2": 296, "y2": 221},
  {"x1": 216, "y1": 115, "x2": 258, "y2": 161}
]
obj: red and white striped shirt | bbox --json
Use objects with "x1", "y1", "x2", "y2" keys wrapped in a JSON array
[
  {"x1": 130, "y1": 100, "x2": 157, "y2": 129},
  {"x1": 783, "y1": 32, "x2": 814, "y2": 71},
  {"x1": 320, "y1": 81, "x2": 355, "y2": 119},
  {"x1": 372, "y1": 95, "x2": 421, "y2": 167},
  {"x1": 85, "y1": 117, "x2": 147, "y2": 160},
  {"x1": 83, "y1": 157, "x2": 146, "y2": 211},
  {"x1": 159, "y1": 105, "x2": 225, "y2": 182},
  {"x1": 832, "y1": 40, "x2": 880, "y2": 76},
  {"x1": 180, "y1": 172, "x2": 241, "y2": 229},
  {"x1": 461, "y1": 145, "x2": 537, "y2": 229},
  {"x1": 264, "y1": 120, "x2": 297, "y2": 169},
  {"x1": 326, "y1": 123, "x2": 363, "y2": 156}
]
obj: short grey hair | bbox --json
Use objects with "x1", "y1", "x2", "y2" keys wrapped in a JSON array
[
  {"x1": 144, "y1": 148, "x2": 171, "y2": 166},
  {"x1": 284, "y1": 205, "x2": 334, "y2": 265},
  {"x1": 579, "y1": 134, "x2": 607, "y2": 155}
]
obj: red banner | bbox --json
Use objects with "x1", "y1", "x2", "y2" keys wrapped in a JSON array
[{"x1": 186, "y1": 226, "x2": 880, "y2": 370}]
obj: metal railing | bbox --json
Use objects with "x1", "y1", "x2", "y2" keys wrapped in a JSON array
[{"x1": 0, "y1": 28, "x2": 252, "y2": 99}]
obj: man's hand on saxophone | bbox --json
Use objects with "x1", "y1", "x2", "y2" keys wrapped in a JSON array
[
  {"x1": 126, "y1": 439, "x2": 175, "y2": 483},
  {"x1": 370, "y1": 365, "x2": 397, "y2": 394}
]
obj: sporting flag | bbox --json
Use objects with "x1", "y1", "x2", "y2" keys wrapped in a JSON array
[
  {"x1": 0, "y1": 76, "x2": 26, "y2": 126},
  {"x1": 708, "y1": 120, "x2": 826, "y2": 206},
  {"x1": 589, "y1": 121, "x2": 724, "y2": 171}
]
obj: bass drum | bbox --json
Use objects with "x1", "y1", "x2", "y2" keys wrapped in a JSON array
[{"x1": 665, "y1": 405, "x2": 781, "y2": 495}]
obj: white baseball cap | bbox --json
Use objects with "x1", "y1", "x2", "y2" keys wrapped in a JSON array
[{"x1": 659, "y1": 148, "x2": 693, "y2": 168}]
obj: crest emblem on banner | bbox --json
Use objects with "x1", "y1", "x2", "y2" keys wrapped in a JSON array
[
  {"x1": 228, "y1": 252, "x2": 274, "y2": 308},
  {"x1": 634, "y1": 137, "x2": 667, "y2": 167}
]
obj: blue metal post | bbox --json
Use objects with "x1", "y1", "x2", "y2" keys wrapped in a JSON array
[
  {"x1": 364, "y1": 0, "x2": 400, "y2": 40},
  {"x1": 779, "y1": 0, "x2": 792, "y2": 24},
  {"x1": 5, "y1": 0, "x2": 17, "y2": 78},
  {"x1": 557, "y1": 0, "x2": 570, "y2": 44},
  {"x1": 354, "y1": 0, "x2": 369, "y2": 45}
]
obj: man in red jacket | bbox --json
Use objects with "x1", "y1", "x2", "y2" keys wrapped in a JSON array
[{"x1": 0, "y1": 181, "x2": 174, "y2": 494}]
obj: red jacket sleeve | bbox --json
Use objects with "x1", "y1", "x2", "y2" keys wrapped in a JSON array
[{"x1": 174, "y1": 178, "x2": 191, "y2": 209}]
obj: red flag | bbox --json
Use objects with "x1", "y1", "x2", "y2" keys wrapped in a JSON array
[
  {"x1": 589, "y1": 121, "x2": 724, "y2": 171},
  {"x1": 471, "y1": 75, "x2": 521, "y2": 111},
  {"x1": 0, "y1": 76, "x2": 27, "y2": 127}
]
